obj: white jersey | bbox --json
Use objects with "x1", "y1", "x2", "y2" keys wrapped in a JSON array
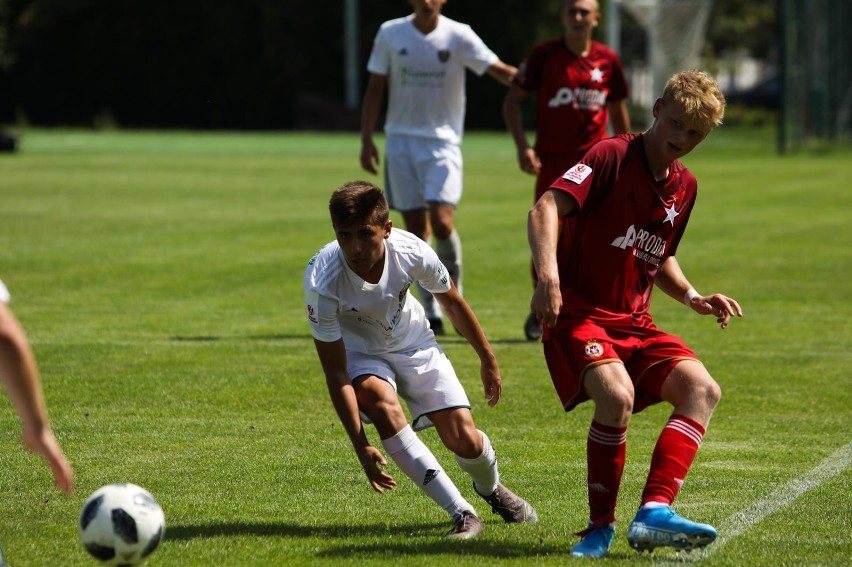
[
  {"x1": 304, "y1": 229, "x2": 452, "y2": 355},
  {"x1": 0, "y1": 278, "x2": 9, "y2": 304},
  {"x1": 367, "y1": 14, "x2": 499, "y2": 144}
]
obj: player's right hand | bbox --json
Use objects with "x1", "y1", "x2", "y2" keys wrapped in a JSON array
[
  {"x1": 531, "y1": 280, "x2": 561, "y2": 329},
  {"x1": 360, "y1": 141, "x2": 380, "y2": 174},
  {"x1": 360, "y1": 446, "x2": 396, "y2": 493},
  {"x1": 519, "y1": 147, "x2": 541, "y2": 176},
  {"x1": 23, "y1": 425, "x2": 74, "y2": 494}
]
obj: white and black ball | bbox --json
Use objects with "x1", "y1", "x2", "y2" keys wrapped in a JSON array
[{"x1": 78, "y1": 483, "x2": 165, "y2": 566}]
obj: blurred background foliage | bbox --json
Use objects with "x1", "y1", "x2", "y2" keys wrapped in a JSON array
[{"x1": 0, "y1": 0, "x2": 775, "y2": 129}]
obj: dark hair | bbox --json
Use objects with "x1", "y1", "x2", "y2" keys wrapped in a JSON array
[{"x1": 329, "y1": 181, "x2": 390, "y2": 227}]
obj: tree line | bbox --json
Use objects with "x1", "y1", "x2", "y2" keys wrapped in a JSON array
[{"x1": 0, "y1": 0, "x2": 774, "y2": 130}]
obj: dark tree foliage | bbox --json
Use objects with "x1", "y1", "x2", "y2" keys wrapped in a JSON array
[
  {"x1": 706, "y1": 0, "x2": 777, "y2": 60},
  {"x1": 0, "y1": 0, "x2": 777, "y2": 129}
]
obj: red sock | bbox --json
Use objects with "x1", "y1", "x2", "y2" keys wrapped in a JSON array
[
  {"x1": 586, "y1": 420, "x2": 627, "y2": 526},
  {"x1": 642, "y1": 414, "x2": 705, "y2": 505}
]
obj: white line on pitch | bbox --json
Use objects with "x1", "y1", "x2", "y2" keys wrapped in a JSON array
[{"x1": 688, "y1": 440, "x2": 852, "y2": 561}]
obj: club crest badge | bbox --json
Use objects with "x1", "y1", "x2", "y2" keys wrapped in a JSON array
[
  {"x1": 437, "y1": 50, "x2": 450, "y2": 63},
  {"x1": 584, "y1": 340, "x2": 604, "y2": 358}
]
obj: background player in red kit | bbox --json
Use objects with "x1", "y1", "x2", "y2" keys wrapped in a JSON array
[
  {"x1": 503, "y1": 0, "x2": 631, "y2": 340},
  {"x1": 527, "y1": 70, "x2": 742, "y2": 558}
]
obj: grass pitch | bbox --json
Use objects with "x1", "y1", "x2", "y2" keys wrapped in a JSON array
[{"x1": 0, "y1": 128, "x2": 850, "y2": 566}]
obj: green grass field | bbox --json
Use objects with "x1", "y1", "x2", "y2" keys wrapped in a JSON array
[{"x1": 0, "y1": 128, "x2": 850, "y2": 566}]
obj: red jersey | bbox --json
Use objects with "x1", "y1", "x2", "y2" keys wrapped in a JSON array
[
  {"x1": 548, "y1": 134, "x2": 697, "y2": 334},
  {"x1": 515, "y1": 39, "x2": 629, "y2": 155}
]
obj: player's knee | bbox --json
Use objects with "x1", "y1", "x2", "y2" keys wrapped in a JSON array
[
  {"x1": 703, "y1": 376, "x2": 722, "y2": 410},
  {"x1": 428, "y1": 209, "x2": 455, "y2": 240},
  {"x1": 431, "y1": 222, "x2": 453, "y2": 240},
  {"x1": 610, "y1": 389, "x2": 635, "y2": 420},
  {"x1": 357, "y1": 390, "x2": 402, "y2": 423},
  {"x1": 689, "y1": 374, "x2": 721, "y2": 412},
  {"x1": 593, "y1": 385, "x2": 634, "y2": 425}
]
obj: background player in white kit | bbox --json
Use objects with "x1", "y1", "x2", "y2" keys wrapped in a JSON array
[
  {"x1": 304, "y1": 181, "x2": 536, "y2": 538},
  {"x1": 360, "y1": 0, "x2": 517, "y2": 335}
]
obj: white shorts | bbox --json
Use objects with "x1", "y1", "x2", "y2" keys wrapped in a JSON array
[
  {"x1": 384, "y1": 133, "x2": 463, "y2": 212},
  {"x1": 347, "y1": 341, "x2": 471, "y2": 431}
]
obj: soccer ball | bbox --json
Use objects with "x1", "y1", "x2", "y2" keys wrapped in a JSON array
[{"x1": 78, "y1": 483, "x2": 165, "y2": 565}]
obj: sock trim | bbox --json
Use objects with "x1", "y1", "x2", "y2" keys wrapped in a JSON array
[{"x1": 664, "y1": 416, "x2": 705, "y2": 447}]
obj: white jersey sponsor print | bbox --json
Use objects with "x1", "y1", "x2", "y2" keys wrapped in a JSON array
[{"x1": 304, "y1": 229, "x2": 451, "y2": 355}]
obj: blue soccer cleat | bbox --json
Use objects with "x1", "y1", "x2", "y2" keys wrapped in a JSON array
[
  {"x1": 627, "y1": 505, "x2": 717, "y2": 553},
  {"x1": 570, "y1": 522, "x2": 615, "y2": 558}
]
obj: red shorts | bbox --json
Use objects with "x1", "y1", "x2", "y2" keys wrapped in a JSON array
[{"x1": 542, "y1": 318, "x2": 699, "y2": 413}]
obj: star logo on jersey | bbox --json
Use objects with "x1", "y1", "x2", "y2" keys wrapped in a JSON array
[
  {"x1": 437, "y1": 50, "x2": 450, "y2": 63},
  {"x1": 590, "y1": 67, "x2": 604, "y2": 83},
  {"x1": 663, "y1": 204, "x2": 680, "y2": 225}
]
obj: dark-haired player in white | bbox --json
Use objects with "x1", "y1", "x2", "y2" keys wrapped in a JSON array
[{"x1": 305, "y1": 181, "x2": 536, "y2": 539}]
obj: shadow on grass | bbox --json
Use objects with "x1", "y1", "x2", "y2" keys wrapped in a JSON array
[
  {"x1": 166, "y1": 521, "x2": 566, "y2": 558},
  {"x1": 166, "y1": 520, "x2": 444, "y2": 540},
  {"x1": 170, "y1": 334, "x2": 306, "y2": 342},
  {"x1": 169, "y1": 334, "x2": 536, "y2": 345},
  {"x1": 317, "y1": 539, "x2": 560, "y2": 559},
  {"x1": 436, "y1": 337, "x2": 534, "y2": 345}
]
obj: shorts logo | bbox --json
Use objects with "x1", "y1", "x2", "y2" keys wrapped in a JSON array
[
  {"x1": 563, "y1": 163, "x2": 592, "y2": 184},
  {"x1": 584, "y1": 340, "x2": 604, "y2": 358}
]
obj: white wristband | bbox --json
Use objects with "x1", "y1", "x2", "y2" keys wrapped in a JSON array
[{"x1": 684, "y1": 288, "x2": 700, "y2": 305}]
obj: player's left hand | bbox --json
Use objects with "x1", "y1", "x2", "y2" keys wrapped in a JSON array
[
  {"x1": 687, "y1": 292, "x2": 743, "y2": 329},
  {"x1": 481, "y1": 363, "x2": 502, "y2": 407}
]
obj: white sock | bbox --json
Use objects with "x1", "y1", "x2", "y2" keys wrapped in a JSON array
[
  {"x1": 435, "y1": 230, "x2": 462, "y2": 295},
  {"x1": 454, "y1": 430, "x2": 499, "y2": 496},
  {"x1": 382, "y1": 425, "x2": 474, "y2": 518}
]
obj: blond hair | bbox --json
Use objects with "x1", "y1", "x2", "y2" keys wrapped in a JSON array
[{"x1": 662, "y1": 70, "x2": 726, "y2": 132}]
